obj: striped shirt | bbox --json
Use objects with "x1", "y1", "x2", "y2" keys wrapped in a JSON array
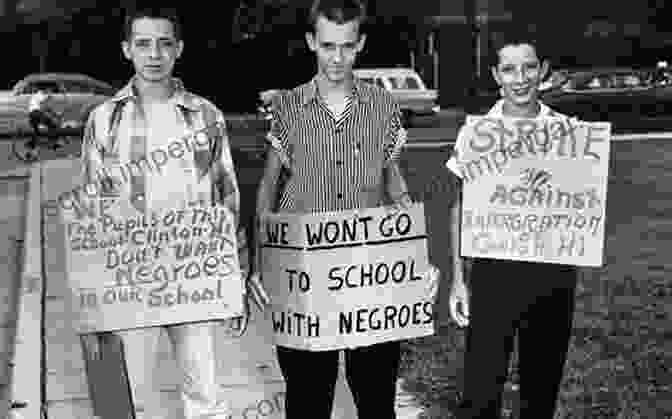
[
  {"x1": 80, "y1": 77, "x2": 248, "y2": 275},
  {"x1": 266, "y1": 76, "x2": 408, "y2": 213}
]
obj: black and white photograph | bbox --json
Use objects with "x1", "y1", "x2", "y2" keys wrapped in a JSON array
[{"x1": 1, "y1": 1, "x2": 671, "y2": 418}]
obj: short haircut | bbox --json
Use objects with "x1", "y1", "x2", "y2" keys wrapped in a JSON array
[
  {"x1": 307, "y1": 0, "x2": 367, "y2": 33},
  {"x1": 123, "y1": 6, "x2": 182, "y2": 41},
  {"x1": 489, "y1": 29, "x2": 545, "y2": 68}
]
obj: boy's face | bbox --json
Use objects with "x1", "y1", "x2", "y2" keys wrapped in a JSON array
[
  {"x1": 122, "y1": 17, "x2": 183, "y2": 84},
  {"x1": 306, "y1": 16, "x2": 366, "y2": 84},
  {"x1": 491, "y1": 43, "x2": 548, "y2": 107}
]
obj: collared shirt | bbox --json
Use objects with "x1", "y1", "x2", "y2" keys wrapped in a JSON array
[
  {"x1": 266, "y1": 76, "x2": 408, "y2": 213},
  {"x1": 80, "y1": 77, "x2": 248, "y2": 274},
  {"x1": 445, "y1": 100, "x2": 569, "y2": 178}
]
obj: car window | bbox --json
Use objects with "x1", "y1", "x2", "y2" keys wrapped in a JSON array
[
  {"x1": 358, "y1": 77, "x2": 374, "y2": 84},
  {"x1": 375, "y1": 78, "x2": 385, "y2": 89},
  {"x1": 387, "y1": 76, "x2": 421, "y2": 89},
  {"x1": 21, "y1": 81, "x2": 62, "y2": 94}
]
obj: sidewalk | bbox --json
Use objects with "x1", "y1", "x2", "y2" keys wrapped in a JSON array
[{"x1": 1, "y1": 165, "x2": 41, "y2": 419}]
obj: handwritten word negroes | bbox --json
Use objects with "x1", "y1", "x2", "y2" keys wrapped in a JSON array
[
  {"x1": 339, "y1": 301, "x2": 433, "y2": 334},
  {"x1": 43, "y1": 122, "x2": 223, "y2": 219},
  {"x1": 112, "y1": 253, "x2": 237, "y2": 288},
  {"x1": 458, "y1": 118, "x2": 608, "y2": 183}
]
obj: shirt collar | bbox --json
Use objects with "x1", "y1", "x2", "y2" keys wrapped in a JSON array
[
  {"x1": 487, "y1": 99, "x2": 554, "y2": 118},
  {"x1": 301, "y1": 75, "x2": 370, "y2": 107},
  {"x1": 110, "y1": 77, "x2": 201, "y2": 112}
]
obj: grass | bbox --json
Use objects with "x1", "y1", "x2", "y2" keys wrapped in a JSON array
[{"x1": 396, "y1": 139, "x2": 672, "y2": 418}]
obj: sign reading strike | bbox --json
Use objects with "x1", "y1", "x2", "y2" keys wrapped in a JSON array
[
  {"x1": 261, "y1": 203, "x2": 435, "y2": 351},
  {"x1": 62, "y1": 197, "x2": 244, "y2": 334},
  {"x1": 454, "y1": 115, "x2": 611, "y2": 266}
]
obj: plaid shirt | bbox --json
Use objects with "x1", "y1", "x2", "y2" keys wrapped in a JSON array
[{"x1": 80, "y1": 77, "x2": 248, "y2": 275}]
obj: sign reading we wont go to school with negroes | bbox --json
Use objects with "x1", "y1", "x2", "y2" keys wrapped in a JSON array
[
  {"x1": 62, "y1": 195, "x2": 244, "y2": 334},
  {"x1": 454, "y1": 115, "x2": 611, "y2": 267},
  {"x1": 262, "y1": 203, "x2": 435, "y2": 351}
]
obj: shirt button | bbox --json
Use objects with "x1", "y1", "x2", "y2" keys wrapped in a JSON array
[
  {"x1": 335, "y1": 127, "x2": 343, "y2": 134},
  {"x1": 336, "y1": 160, "x2": 343, "y2": 166},
  {"x1": 337, "y1": 193, "x2": 343, "y2": 199}
]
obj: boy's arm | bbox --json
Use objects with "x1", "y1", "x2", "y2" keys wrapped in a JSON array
[
  {"x1": 255, "y1": 92, "x2": 291, "y2": 274},
  {"x1": 384, "y1": 102, "x2": 411, "y2": 205},
  {"x1": 449, "y1": 176, "x2": 467, "y2": 285},
  {"x1": 210, "y1": 110, "x2": 249, "y2": 278}
]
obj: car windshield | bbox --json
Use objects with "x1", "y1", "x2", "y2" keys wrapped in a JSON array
[{"x1": 387, "y1": 76, "x2": 421, "y2": 89}]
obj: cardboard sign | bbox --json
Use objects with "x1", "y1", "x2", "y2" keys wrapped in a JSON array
[
  {"x1": 261, "y1": 203, "x2": 435, "y2": 351},
  {"x1": 454, "y1": 116, "x2": 611, "y2": 266},
  {"x1": 62, "y1": 196, "x2": 244, "y2": 334}
]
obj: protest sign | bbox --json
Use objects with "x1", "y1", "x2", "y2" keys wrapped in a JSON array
[
  {"x1": 454, "y1": 115, "x2": 611, "y2": 266},
  {"x1": 62, "y1": 195, "x2": 244, "y2": 334},
  {"x1": 261, "y1": 203, "x2": 435, "y2": 351}
]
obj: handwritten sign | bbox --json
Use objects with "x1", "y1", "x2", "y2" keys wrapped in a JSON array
[
  {"x1": 261, "y1": 203, "x2": 435, "y2": 351},
  {"x1": 62, "y1": 197, "x2": 244, "y2": 334},
  {"x1": 454, "y1": 116, "x2": 611, "y2": 266}
]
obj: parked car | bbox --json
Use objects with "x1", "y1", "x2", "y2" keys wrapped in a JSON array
[
  {"x1": 539, "y1": 69, "x2": 572, "y2": 92},
  {"x1": 541, "y1": 67, "x2": 672, "y2": 132},
  {"x1": 354, "y1": 68, "x2": 439, "y2": 121},
  {"x1": 0, "y1": 73, "x2": 116, "y2": 135}
]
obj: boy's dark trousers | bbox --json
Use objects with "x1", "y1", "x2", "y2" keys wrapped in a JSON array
[
  {"x1": 457, "y1": 259, "x2": 578, "y2": 419},
  {"x1": 276, "y1": 340, "x2": 401, "y2": 419}
]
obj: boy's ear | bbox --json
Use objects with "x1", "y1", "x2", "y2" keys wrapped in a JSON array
[
  {"x1": 305, "y1": 32, "x2": 316, "y2": 52},
  {"x1": 540, "y1": 59, "x2": 550, "y2": 81}
]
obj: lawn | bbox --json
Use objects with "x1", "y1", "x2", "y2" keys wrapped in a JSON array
[{"x1": 396, "y1": 139, "x2": 672, "y2": 418}]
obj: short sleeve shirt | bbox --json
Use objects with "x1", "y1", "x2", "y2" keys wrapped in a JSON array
[{"x1": 266, "y1": 77, "x2": 408, "y2": 213}]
